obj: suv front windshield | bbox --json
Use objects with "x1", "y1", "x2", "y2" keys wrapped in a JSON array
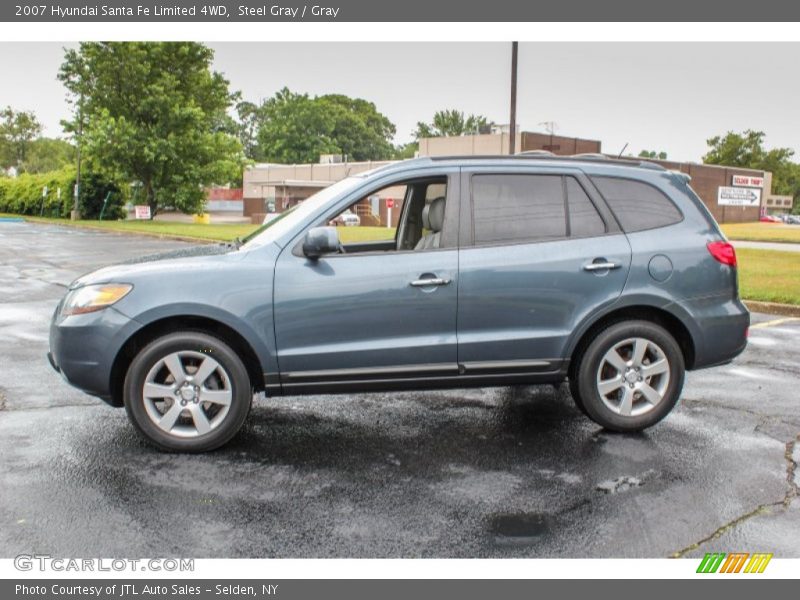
[{"x1": 240, "y1": 177, "x2": 366, "y2": 249}]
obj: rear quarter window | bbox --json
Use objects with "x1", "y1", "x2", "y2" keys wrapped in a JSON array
[{"x1": 591, "y1": 176, "x2": 682, "y2": 232}]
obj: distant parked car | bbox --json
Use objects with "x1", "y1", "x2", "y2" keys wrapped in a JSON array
[
  {"x1": 760, "y1": 215, "x2": 781, "y2": 223},
  {"x1": 786, "y1": 215, "x2": 800, "y2": 225},
  {"x1": 332, "y1": 209, "x2": 360, "y2": 226},
  {"x1": 48, "y1": 155, "x2": 749, "y2": 452}
]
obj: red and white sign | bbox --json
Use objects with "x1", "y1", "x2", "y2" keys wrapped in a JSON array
[
  {"x1": 385, "y1": 199, "x2": 395, "y2": 208},
  {"x1": 731, "y1": 175, "x2": 764, "y2": 188},
  {"x1": 134, "y1": 205, "x2": 152, "y2": 220}
]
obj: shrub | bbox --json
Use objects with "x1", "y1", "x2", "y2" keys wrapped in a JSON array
[{"x1": 0, "y1": 168, "x2": 125, "y2": 219}]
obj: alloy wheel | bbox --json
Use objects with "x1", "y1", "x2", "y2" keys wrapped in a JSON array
[
  {"x1": 142, "y1": 350, "x2": 233, "y2": 438},
  {"x1": 595, "y1": 337, "x2": 671, "y2": 417}
]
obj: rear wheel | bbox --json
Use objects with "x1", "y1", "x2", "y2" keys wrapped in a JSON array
[
  {"x1": 572, "y1": 320, "x2": 684, "y2": 432},
  {"x1": 123, "y1": 331, "x2": 252, "y2": 452}
]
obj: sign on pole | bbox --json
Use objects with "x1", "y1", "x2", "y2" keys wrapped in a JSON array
[
  {"x1": 134, "y1": 205, "x2": 152, "y2": 220},
  {"x1": 718, "y1": 186, "x2": 761, "y2": 207}
]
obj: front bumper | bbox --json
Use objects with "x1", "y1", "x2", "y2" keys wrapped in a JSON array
[{"x1": 48, "y1": 304, "x2": 140, "y2": 405}]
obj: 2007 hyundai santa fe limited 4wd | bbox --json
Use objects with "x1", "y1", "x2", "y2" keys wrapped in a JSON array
[{"x1": 48, "y1": 155, "x2": 749, "y2": 452}]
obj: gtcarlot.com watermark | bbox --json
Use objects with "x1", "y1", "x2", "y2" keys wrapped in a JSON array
[{"x1": 14, "y1": 554, "x2": 194, "y2": 573}]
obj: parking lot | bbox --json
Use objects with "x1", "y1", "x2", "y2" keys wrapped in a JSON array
[{"x1": 0, "y1": 221, "x2": 798, "y2": 558}]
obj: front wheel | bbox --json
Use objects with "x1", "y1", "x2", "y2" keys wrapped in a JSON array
[
  {"x1": 572, "y1": 320, "x2": 685, "y2": 432},
  {"x1": 123, "y1": 331, "x2": 252, "y2": 452}
]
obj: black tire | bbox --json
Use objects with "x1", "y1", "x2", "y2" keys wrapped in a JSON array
[
  {"x1": 568, "y1": 376, "x2": 590, "y2": 417},
  {"x1": 573, "y1": 320, "x2": 685, "y2": 432},
  {"x1": 123, "y1": 331, "x2": 252, "y2": 452}
]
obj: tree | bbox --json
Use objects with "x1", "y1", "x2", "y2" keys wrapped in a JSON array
[
  {"x1": 393, "y1": 142, "x2": 419, "y2": 160},
  {"x1": 254, "y1": 88, "x2": 396, "y2": 164},
  {"x1": 413, "y1": 109, "x2": 492, "y2": 139},
  {"x1": 235, "y1": 100, "x2": 262, "y2": 160},
  {"x1": 0, "y1": 106, "x2": 42, "y2": 171},
  {"x1": 704, "y1": 130, "x2": 799, "y2": 211},
  {"x1": 639, "y1": 150, "x2": 668, "y2": 160},
  {"x1": 59, "y1": 42, "x2": 243, "y2": 217},
  {"x1": 23, "y1": 138, "x2": 75, "y2": 174}
]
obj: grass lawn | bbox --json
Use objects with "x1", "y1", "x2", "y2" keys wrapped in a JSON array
[
  {"x1": 336, "y1": 225, "x2": 396, "y2": 243},
  {"x1": 1, "y1": 214, "x2": 397, "y2": 245},
  {"x1": 737, "y1": 248, "x2": 800, "y2": 305},
  {"x1": 721, "y1": 222, "x2": 800, "y2": 244},
  {"x1": 1, "y1": 214, "x2": 257, "y2": 241}
]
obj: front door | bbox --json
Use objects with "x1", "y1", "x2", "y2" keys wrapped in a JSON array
[{"x1": 272, "y1": 173, "x2": 460, "y2": 389}]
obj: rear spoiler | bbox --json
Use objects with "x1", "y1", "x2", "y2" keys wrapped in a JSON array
[{"x1": 669, "y1": 170, "x2": 692, "y2": 183}]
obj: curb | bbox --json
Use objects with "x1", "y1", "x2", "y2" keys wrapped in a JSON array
[{"x1": 744, "y1": 300, "x2": 800, "y2": 318}]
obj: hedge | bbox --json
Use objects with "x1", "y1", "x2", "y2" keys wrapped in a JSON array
[{"x1": 0, "y1": 168, "x2": 126, "y2": 219}]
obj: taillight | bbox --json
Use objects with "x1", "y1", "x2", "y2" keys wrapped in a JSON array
[{"x1": 707, "y1": 241, "x2": 737, "y2": 267}]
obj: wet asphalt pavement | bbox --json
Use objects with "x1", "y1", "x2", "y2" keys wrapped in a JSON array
[{"x1": 0, "y1": 221, "x2": 798, "y2": 558}]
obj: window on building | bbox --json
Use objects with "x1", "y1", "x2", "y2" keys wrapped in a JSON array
[
  {"x1": 591, "y1": 176, "x2": 682, "y2": 232},
  {"x1": 472, "y1": 174, "x2": 566, "y2": 244}
]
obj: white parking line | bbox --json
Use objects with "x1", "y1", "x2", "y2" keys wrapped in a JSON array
[{"x1": 750, "y1": 317, "x2": 800, "y2": 329}]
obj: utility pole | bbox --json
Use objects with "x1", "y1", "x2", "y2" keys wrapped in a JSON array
[
  {"x1": 509, "y1": 41, "x2": 518, "y2": 155},
  {"x1": 71, "y1": 89, "x2": 83, "y2": 221}
]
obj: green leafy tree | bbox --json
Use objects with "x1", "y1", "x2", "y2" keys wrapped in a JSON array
[
  {"x1": 704, "y1": 130, "x2": 799, "y2": 212},
  {"x1": 59, "y1": 42, "x2": 243, "y2": 217},
  {"x1": 413, "y1": 109, "x2": 492, "y2": 139},
  {"x1": 235, "y1": 100, "x2": 262, "y2": 160},
  {"x1": 23, "y1": 138, "x2": 75, "y2": 174},
  {"x1": 638, "y1": 150, "x2": 668, "y2": 160},
  {"x1": 255, "y1": 88, "x2": 396, "y2": 164},
  {"x1": 393, "y1": 142, "x2": 419, "y2": 160},
  {"x1": 0, "y1": 106, "x2": 43, "y2": 171}
]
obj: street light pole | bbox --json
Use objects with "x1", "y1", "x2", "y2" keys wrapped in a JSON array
[{"x1": 509, "y1": 41, "x2": 518, "y2": 155}]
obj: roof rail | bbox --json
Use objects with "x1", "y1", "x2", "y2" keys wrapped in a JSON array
[
  {"x1": 572, "y1": 153, "x2": 609, "y2": 160},
  {"x1": 427, "y1": 153, "x2": 667, "y2": 171},
  {"x1": 515, "y1": 150, "x2": 555, "y2": 157}
]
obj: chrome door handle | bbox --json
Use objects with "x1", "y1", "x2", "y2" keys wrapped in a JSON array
[
  {"x1": 584, "y1": 261, "x2": 621, "y2": 271},
  {"x1": 410, "y1": 277, "x2": 451, "y2": 287}
]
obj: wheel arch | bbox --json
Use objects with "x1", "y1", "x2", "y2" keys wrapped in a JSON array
[
  {"x1": 568, "y1": 302, "x2": 697, "y2": 375},
  {"x1": 108, "y1": 314, "x2": 267, "y2": 407}
]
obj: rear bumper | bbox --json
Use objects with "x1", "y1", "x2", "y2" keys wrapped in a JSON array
[
  {"x1": 48, "y1": 305, "x2": 140, "y2": 406},
  {"x1": 681, "y1": 295, "x2": 750, "y2": 370}
]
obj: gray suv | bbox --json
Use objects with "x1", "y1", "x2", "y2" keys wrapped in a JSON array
[{"x1": 48, "y1": 155, "x2": 749, "y2": 452}]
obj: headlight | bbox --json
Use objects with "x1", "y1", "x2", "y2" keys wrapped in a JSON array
[{"x1": 61, "y1": 284, "x2": 133, "y2": 316}]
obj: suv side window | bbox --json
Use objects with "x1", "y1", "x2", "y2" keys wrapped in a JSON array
[
  {"x1": 566, "y1": 177, "x2": 606, "y2": 237},
  {"x1": 592, "y1": 176, "x2": 682, "y2": 232},
  {"x1": 472, "y1": 174, "x2": 565, "y2": 244}
]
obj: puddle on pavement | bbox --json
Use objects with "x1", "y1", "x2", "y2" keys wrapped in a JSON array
[{"x1": 488, "y1": 512, "x2": 550, "y2": 546}]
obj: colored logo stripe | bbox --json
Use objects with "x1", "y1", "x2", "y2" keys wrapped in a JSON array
[
  {"x1": 744, "y1": 553, "x2": 773, "y2": 573},
  {"x1": 696, "y1": 552, "x2": 772, "y2": 574}
]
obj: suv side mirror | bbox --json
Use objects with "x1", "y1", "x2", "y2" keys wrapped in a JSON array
[{"x1": 302, "y1": 226, "x2": 340, "y2": 259}]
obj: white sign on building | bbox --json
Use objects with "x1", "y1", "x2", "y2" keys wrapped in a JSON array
[
  {"x1": 731, "y1": 174, "x2": 764, "y2": 188},
  {"x1": 718, "y1": 186, "x2": 761, "y2": 207}
]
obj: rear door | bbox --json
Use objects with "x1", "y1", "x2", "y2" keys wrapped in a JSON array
[{"x1": 456, "y1": 166, "x2": 632, "y2": 375}]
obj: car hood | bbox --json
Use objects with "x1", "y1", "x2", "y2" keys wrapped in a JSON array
[{"x1": 69, "y1": 243, "x2": 247, "y2": 289}]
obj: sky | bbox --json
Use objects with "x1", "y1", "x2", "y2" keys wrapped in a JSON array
[{"x1": 1, "y1": 42, "x2": 798, "y2": 163}]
